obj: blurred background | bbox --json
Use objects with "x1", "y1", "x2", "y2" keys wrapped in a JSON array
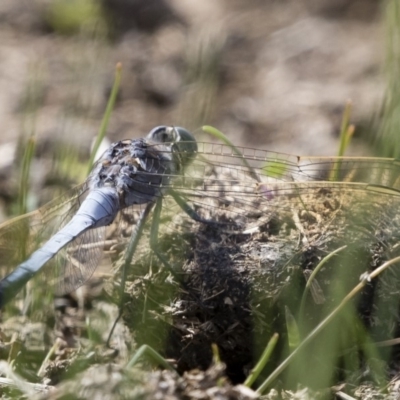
[{"x1": 0, "y1": 0, "x2": 395, "y2": 219}]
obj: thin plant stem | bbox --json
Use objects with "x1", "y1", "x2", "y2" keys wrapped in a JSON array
[
  {"x1": 125, "y1": 344, "x2": 177, "y2": 373},
  {"x1": 299, "y1": 245, "x2": 347, "y2": 319},
  {"x1": 244, "y1": 333, "x2": 279, "y2": 388},
  {"x1": 87, "y1": 62, "x2": 122, "y2": 173},
  {"x1": 338, "y1": 100, "x2": 353, "y2": 157},
  {"x1": 202, "y1": 125, "x2": 260, "y2": 182},
  {"x1": 256, "y1": 254, "x2": 400, "y2": 394},
  {"x1": 329, "y1": 100, "x2": 354, "y2": 181},
  {"x1": 18, "y1": 137, "x2": 36, "y2": 216}
]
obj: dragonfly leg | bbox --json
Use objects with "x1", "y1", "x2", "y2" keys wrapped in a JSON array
[
  {"x1": 169, "y1": 189, "x2": 226, "y2": 227},
  {"x1": 107, "y1": 202, "x2": 155, "y2": 346}
]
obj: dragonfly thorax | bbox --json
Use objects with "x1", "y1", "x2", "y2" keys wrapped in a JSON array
[{"x1": 89, "y1": 136, "x2": 180, "y2": 208}]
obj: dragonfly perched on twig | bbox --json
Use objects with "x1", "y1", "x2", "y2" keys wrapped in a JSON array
[{"x1": 1, "y1": 125, "x2": 400, "y2": 307}]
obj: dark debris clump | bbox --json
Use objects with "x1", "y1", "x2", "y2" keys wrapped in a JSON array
[{"x1": 113, "y1": 181, "x2": 400, "y2": 392}]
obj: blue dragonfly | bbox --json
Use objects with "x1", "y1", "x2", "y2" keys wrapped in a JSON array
[
  {"x1": 0, "y1": 126, "x2": 198, "y2": 306},
  {"x1": 1, "y1": 125, "x2": 400, "y2": 307}
]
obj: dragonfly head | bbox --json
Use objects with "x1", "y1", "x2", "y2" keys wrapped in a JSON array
[{"x1": 147, "y1": 126, "x2": 198, "y2": 169}]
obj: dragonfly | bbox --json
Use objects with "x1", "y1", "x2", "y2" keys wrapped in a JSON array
[
  {"x1": 0, "y1": 126, "x2": 198, "y2": 307},
  {"x1": 1, "y1": 125, "x2": 400, "y2": 307}
]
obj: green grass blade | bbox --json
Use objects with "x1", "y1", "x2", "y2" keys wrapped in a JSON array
[
  {"x1": 202, "y1": 125, "x2": 260, "y2": 182},
  {"x1": 338, "y1": 100, "x2": 353, "y2": 157},
  {"x1": 125, "y1": 344, "x2": 177, "y2": 373},
  {"x1": 18, "y1": 137, "x2": 37, "y2": 216},
  {"x1": 329, "y1": 100, "x2": 354, "y2": 181},
  {"x1": 299, "y1": 245, "x2": 347, "y2": 319},
  {"x1": 87, "y1": 62, "x2": 122, "y2": 173},
  {"x1": 244, "y1": 333, "x2": 279, "y2": 388},
  {"x1": 372, "y1": 0, "x2": 400, "y2": 157},
  {"x1": 262, "y1": 160, "x2": 289, "y2": 179},
  {"x1": 256, "y1": 254, "x2": 400, "y2": 394},
  {"x1": 285, "y1": 306, "x2": 300, "y2": 351},
  {"x1": 211, "y1": 343, "x2": 221, "y2": 364}
]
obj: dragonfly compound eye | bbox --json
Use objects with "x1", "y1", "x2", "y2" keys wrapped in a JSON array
[
  {"x1": 147, "y1": 126, "x2": 171, "y2": 143},
  {"x1": 171, "y1": 127, "x2": 198, "y2": 168},
  {"x1": 147, "y1": 126, "x2": 197, "y2": 169}
]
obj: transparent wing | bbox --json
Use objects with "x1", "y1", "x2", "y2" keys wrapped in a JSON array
[
  {"x1": 191, "y1": 142, "x2": 400, "y2": 188},
  {"x1": 47, "y1": 201, "x2": 150, "y2": 295},
  {"x1": 154, "y1": 142, "x2": 400, "y2": 235},
  {"x1": 3, "y1": 141, "x2": 400, "y2": 298},
  {"x1": 52, "y1": 225, "x2": 106, "y2": 295},
  {"x1": 0, "y1": 182, "x2": 97, "y2": 294}
]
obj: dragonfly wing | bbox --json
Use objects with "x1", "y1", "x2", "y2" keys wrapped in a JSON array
[
  {"x1": 189, "y1": 142, "x2": 400, "y2": 187},
  {"x1": 0, "y1": 183, "x2": 89, "y2": 273},
  {"x1": 0, "y1": 183, "x2": 122, "y2": 304},
  {"x1": 52, "y1": 225, "x2": 106, "y2": 295},
  {"x1": 153, "y1": 142, "x2": 400, "y2": 234}
]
